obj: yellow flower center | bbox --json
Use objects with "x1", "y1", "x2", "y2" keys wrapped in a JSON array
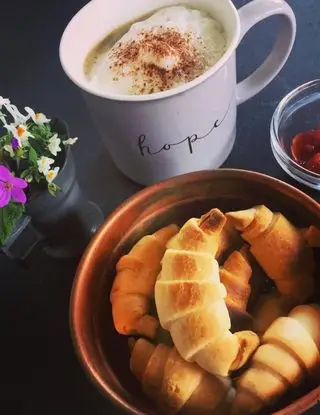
[
  {"x1": 35, "y1": 113, "x2": 41, "y2": 119},
  {"x1": 17, "y1": 126, "x2": 25, "y2": 137},
  {"x1": 47, "y1": 171, "x2": 55, "y2": 180}
]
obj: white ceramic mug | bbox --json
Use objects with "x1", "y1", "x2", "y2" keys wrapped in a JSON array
[{"x1": 60, "y1": 0, "x2": 296, "y2": 186}]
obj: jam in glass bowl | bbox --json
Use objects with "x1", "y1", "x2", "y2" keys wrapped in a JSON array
[{"x1": 271, "y1": 79, "x2": 320, "y2": 190}]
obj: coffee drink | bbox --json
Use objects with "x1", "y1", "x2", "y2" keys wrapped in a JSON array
[{"x1": 85, "y1": 6, "x2": 227, "y2": 95}]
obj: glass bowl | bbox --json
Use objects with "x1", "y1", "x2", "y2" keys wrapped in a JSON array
[{"x1": 271, "y1": 79, "x2": 320, "y2": 190}]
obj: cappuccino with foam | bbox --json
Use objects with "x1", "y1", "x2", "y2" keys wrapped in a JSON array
[{"x1": 85, "y1": 6, "x2": 227, "y2": 95}]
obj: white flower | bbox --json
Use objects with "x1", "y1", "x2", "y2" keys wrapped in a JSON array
[
  {"x1": 0, "y1": 96, "x2": 10, "y2": 108},
  {"x1": 63, "y1": 137, "x2": 78, "y2": 146},
  {"x1": 0, "y1": 97, "x2": 29, "y2": 125},
  {"x1": 4, "y1": 144, "x2": 15, "y2": 158},
  {"x1": 35, "y1": 112, "x2": 51, "y2": 125},
  {"x1": 25, "y1": 106, "x2": 51, "y2": 125},
  {"x1": 0, "y1": 111, "x2": 6, "y2": 124},
  {"x1": 5, "y1": 104, "x2": 29, "y2": 125},
  {"x1": 48, "y1": 134, "x2": 61, "y2": 156},
  {"x1": 37, "y1": 156, "x2": 54, "y2": 174},
  {"x1": 45, "y1": 167, "x2": 60, "y2": 183},
  {"x1": 4, "y1": 123, "x2": 33, "y2": 147}
]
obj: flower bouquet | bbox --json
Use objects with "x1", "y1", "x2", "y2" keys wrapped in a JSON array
[{"x1": 0, "y1": 97, "x2": 78, "y2": 246}]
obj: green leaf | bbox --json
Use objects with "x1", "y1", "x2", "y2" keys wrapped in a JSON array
[
  {"x1": 48, "y1": 183, "x2": 61, "y2": 197},
  {"x1": 28, "y1": 147, "x2": 38, "y2": 165},
  {"x1": 34, "y1": 171, "x2": 42, "y2": 183},
  {"x1": 20, "y1": 169, "x2": 29, "y2": 179},
  {"x1": 1, "y1": 132, "x2": 13, "y2": 146},
  {"x1": 16, "y1": 148, "x2": 24, "y2": 158},
  {"x1": 28, "y1": 138, "x2": 43, "y2": 155},
  {"x1": 47, "y1": 183, "x2": 57, "y2": 197},
  {"x1": 0, "y1": 202, "x2": 25, "y2": 246},
  {"x1": 30, "y1": 123, "x2": 53, "y2": 141}
]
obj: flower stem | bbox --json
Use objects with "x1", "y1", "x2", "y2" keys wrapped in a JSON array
[{"x1": 15, "y1": 156, "x2": 20, "y2": 173}]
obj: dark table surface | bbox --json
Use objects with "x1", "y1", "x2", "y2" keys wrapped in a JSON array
[{"x1": 0, "y1": 0, "x2": 319, "y2": 414}]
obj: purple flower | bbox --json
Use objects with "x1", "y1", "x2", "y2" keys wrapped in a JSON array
[
  {"x1": 11, "y1": 137, "x2": 20, "y2": 150},
  {"x1": 0, "y1": 165, "x2": 28, "y2": 208}
]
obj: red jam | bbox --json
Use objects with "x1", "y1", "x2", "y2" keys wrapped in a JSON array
[{"x1": 291, "y1": 129, "x2": 320, "y2": 174}]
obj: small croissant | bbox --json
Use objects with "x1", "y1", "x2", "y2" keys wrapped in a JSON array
[
  {"x1": 155, "y1": 208, "x2": 260, "y2": 377},
  {"x1": 231, "y1": 304, "x2": 320, "y2": 415},
  {"x1": 110, "y1": 224, "x2": 179, "y2": 339},
  {"x1": 130, "y1": 338, "x2": 235, "y2": 415},
  {"x1": 226, "y1": 205, "x2": 315, "y2": 305},
  {"x1": 219, "y1": 246, "x2": 252, "y2": 313}
]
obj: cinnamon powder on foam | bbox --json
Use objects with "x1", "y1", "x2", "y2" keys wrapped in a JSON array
[{"x1": 108, "y1": 27, "x2": 209, "y2": 95}]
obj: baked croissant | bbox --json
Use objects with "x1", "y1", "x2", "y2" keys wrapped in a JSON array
[
  {"x1": 130, "y1": 338, "x2": 235, "y2": 415},
  {"x1": 231, "y1": 304, "x2": 320, "y2": 415},
  {"x1": 226, "y1": 205, "x2": 315, "y2": 304},
  {"x1": 167, "y1": 208, "x2": 227, "y2": 257},
  {"x1": 219, "y1": 246, "x2": 252, "y2": 313},
  {"x1": 110, "y1": 224, "x2": 179, "y2": 339},
  {"x1": 155, "y1": 209, "x2": 260, "y2": 376}
]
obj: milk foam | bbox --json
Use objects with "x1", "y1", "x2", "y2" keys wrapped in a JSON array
[{"x1": 87, "y1": 6, "x2": 227, "y2": 95}]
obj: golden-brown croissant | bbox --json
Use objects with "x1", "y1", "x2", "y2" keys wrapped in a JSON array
[
  {"x1": 130, "y1": 338, "x2": 235, "y2": 415},
  {"x1": 226, "y1": 205, "x2": 315, "y2": 304},
  {"x1": 167, "y1": 208, "x2": 227, "y2": 257},
  {"x1": 110, "y1": 224, "x2": 179, "y2": 338},
  {"x1": 219, "y1": 246, "x2": 252, "y2": 313},
  {"x1": 231, "y1": 304, "x2": 320, "y2": 415},
  {"x1": 155, "y1": 209, "x2": 260, "y2": 376}
]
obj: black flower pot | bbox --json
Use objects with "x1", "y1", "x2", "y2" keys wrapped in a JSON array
[
  {"x1": 22, "y1": 119, "x2": 103, "y2": 259},
  {"x1": 26, "y1": 147, "x2": 103, "y2": 259},
  {"x1": 1, "y1": 119, "x2": 103, "y2": 262}
]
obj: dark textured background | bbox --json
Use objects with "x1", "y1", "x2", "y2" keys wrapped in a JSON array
[{"x1": 0, "y1": 0, "x2": 319, "y2": 414}]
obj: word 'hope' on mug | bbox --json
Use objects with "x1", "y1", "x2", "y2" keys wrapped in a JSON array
[{"x1": 60, "y1": 0, "x2": 296, "y2": 186}]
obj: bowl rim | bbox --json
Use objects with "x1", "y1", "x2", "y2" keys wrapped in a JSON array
[
  {"x1": 270, "y1": 78, "x2": 320, "y2": 189},
  {"x1": 70, "y1": 168, "x2": 320, "y2": 415}
]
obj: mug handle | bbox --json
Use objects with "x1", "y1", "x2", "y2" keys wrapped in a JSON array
[{"x1": 236, "y1": 0, "x2": 296, "y2": 105}]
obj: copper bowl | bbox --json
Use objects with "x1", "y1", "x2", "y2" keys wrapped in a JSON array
[{"x1": 71, "y1": 169, "x2": 320, "y2": 415}]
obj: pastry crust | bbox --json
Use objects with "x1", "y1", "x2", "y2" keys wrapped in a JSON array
[
  {"x1": 227, "y1": 206, "x2": 315, "y2": 304},
  {"x1": 130, "y1": 338, "x2": 233, "y2": 415},
  {"x1": 231, "y1": 305, "x2": 320, "y2": 415},
  {"x1": 155, "y1": 209, "x2": 259, "y2": 376},
  {"x1": 110, "y1": 224, "x2": 179, "y2": 338},
  {"x1": 111, "y1": 205, "x2": 319, "y2": 415},
  {"x1": 219, "y1": 245, "x2": 252, "y2": 312}
]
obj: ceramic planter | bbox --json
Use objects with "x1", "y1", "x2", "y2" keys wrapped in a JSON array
[
  {"x1": 1, "y1": 119, "x2": 103, "y2": 262},
  {"x1": 26, "y1": 146, "x2": 103, "y2": 259}
]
